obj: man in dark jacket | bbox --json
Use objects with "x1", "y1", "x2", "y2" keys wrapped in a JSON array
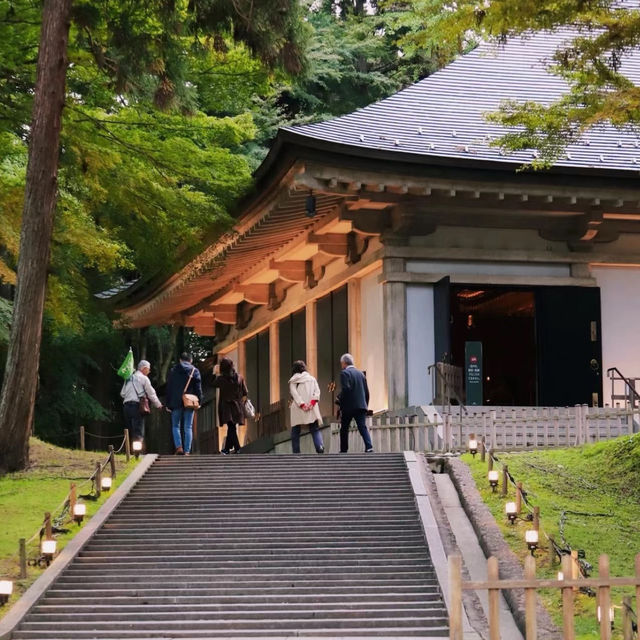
[
  {"x1": 166, "y1": 353, "x2": 202, "y2": 455},
  {"x1": 337, "y1": 353, "x2": 373, "y2": 453}
]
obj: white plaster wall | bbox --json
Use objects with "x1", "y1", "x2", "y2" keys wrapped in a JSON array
[
  {"x1": 360, "y1": 269, "x2": 387, "y2": 412},
  {"x1": 593, "y1": 266, "x2": 640, "y2": 405},
  {"x1": 406, "y1": 285, "x2": 435, "y2": 406},
  {"x1": 407, "y1": 260, "x2": 570, "y2": 277}
]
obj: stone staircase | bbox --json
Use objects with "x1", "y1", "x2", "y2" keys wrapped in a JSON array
[{"x1": 12, "y1": 453, "x2": 448, "y2": 638}]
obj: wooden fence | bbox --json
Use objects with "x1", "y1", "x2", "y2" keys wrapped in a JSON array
[
  {"x1": 449, "y1": 554, "x2": 640, "y2": 640},
  {"x1": 328, "y1": 406, "x2": 638, "y2": 453}
]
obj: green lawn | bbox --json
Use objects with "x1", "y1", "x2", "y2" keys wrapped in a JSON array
[
  {"x1": 462, "y1": 433, "x2": 640, "y2": 639},
  {"x1": 0, "y1": 438, "x2": 140, "y2": 616}
]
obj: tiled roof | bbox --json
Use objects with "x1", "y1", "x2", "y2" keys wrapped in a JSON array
[{"x1": 284, "y1": 24, "x2": 640, "y2": 173}]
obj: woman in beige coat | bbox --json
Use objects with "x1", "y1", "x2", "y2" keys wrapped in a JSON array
[{"x1": 288, "y1": 360, "x2": 324, "y2": 454}]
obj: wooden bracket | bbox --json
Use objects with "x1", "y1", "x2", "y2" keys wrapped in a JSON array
[
  {"x1": 346, "y1": 231, "x2": 370, "y2": 265},
  {"x1": 268, "y1": 281, "x2": 287, "y2": 310},
  {"x1": 235, "y1": 283, "x2": 270, "y2": 305},
  {"x1": 308, "y1": 233, "x2": 349, "y2": 256}
]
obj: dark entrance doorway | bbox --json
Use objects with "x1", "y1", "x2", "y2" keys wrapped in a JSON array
[
  {"x1": 451, "y1": 287, "x2": 537, "y2": 405},
  {"x1": 447, "y1": 285, "x2": 602, "y2": 406}
]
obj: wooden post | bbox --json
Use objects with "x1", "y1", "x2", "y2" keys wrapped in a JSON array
[
  {"x1": 515, "y1": 481, "x2": 523, "y2": 514},
  {"x1": 571, "y1": 549, "x2": 579, "y2": 584},
  {"x1": 480, "y1": 436, "x2": 486, "y2": 462},
  {"x1": 448, "y1": 555, "x2": 463, "y2": 640},
  {"x1": 95, "y1": 461, "x2": 101, "y2": 498},
  {"x1": 19, "y1": 538, "x2": 27, "y2": 579},
  {"x1": 622, "y1": 595, "x2": 633, "y2": 640},
  {"x1": 80, "y1": 425, "x2": 85, "y2": 451},
  {"x1": 598, "y1": 555, "x2": 612, "y2": 640},
  {"x1": 108, "y1": 444, "x2": 116, "y2": 478},
  {"x1": 487, "y1": 556, "x2": 500, "y2": 640},
  {"x1": 574, "y1": 404, "x2": 582, "y2": 445},
  {"x1": 524, "y1": 555, "x2": 537, "y2": 640},
  {"x1": 490, "y1": 409, "x2": 497, "y2": 450},
  {"x1": 124, "y1": 429, "x2": 130, "y2": 462},
  {"x1": 501, "y1": 465, "x2": 508, "y2": 497},
  {"x1": 487, "y1": 450, "x2": 493, "y2": 472},
  {"x1": 561, "y1": 554, "x2": 575, "y2": 640},
  {"x1": 533, "y1": 506, "x2": 540, "y2": 532},
  {"x1": 44, "y1": 512, "x2": 52, "y2": 539},
  {"x1": 69, "y1": 482, "x2": 76, "y2": 520}
]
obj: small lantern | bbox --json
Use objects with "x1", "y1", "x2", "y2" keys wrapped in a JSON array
[
  {"x1": 525, "y1": 529, "x2": 539, "y2": 555},
  {"x1": 132, "y1": 440, "x2": 143, "y2": 458},
  {"x1": 101, "y1": 476, "x2": 112, "y2": 491},
  {"x1": 0, "y1": 580, "x2": 13, "y2": 606},
  {"x1": 468, "y1": 438, "x2": 478, "y2": 457},
  {"x1": 488, "y1": 470, "x2": 499, "y2": 492},
  {"x1": 73, "y1": 502, "x2": 86, "y2": 524},
  {"x1": 557, "y1": 571, "x2": 564, "y2": 581},
  {"x1": 41, "y1": 539, "x2": 57, "y2": 565},
  {"x1": 597, "y1": 605, "x2": 615, "y2": 630},
  {"x1": 505, "y1": 501, "x2": 517, "y2": 524}
]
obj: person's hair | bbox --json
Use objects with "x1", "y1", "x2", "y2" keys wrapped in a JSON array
[
  {"x1": 291, "y1": 360, "x2": 307, "y2": 375},
  {"x1": 219, "y1": 356, "x2": 235, "y2": 377},
  {"x1": 180, "y1": 352, "x2": 192, "y2": 362},
  {"x1": 137, "y1": 359, "x2": 150, "y2": 371},
  {"x1": 340, "y1": 353, "x2": 354, "y2": 366}
]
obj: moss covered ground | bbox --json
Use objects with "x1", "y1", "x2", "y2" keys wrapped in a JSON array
[
  {"x1": 463, "y1": 432, "x2": 640, "y2": 639},
  {"x1": 0, "y1": 438, "x2": 139, "y2": 617}
]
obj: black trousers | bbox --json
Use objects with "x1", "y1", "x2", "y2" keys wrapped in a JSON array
[
  {"x1": 340, "y1": 409, "x2": 372, "y2": 452},
  {"x1": 223, "y1": 421, "x2": 241, "y2": 452},
  {"x1": 123, "y1": 402, "x2": 145, "y2": 441}
]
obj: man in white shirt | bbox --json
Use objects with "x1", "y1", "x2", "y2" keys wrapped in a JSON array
[{"x1": 120, "y1": 360, "x2": 163, "y2": 443}]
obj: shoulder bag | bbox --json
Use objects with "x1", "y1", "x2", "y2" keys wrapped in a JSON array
[
  {"x1": 243, "y1": 397, "x2": 256, "y2": 419},
  {"x1": 130, "y1": 377, "x2": 151, "y2": 415},
  {"x1": 182, "y1": 367, "x2": 200, "y2": 409}
]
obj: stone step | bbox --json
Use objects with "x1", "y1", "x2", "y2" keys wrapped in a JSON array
[
  {"x1": 44, "y1": 583, "x2": 442, "y2": 598},
  {"x1": 17, "y1": 615, "x2": 449, "y2": 632},
  {"x1": 12, "y1": 626, "x2": 448, "y2": 639},
  {"x1": 28, "y1": 606, "x2": 445, "y2": 622},
  {"x1": 90, "y1": 532, "x2": 424, "y2": 542},
  {"x1": 35, "y1": 593, "x2": 436, "y2": 607}
]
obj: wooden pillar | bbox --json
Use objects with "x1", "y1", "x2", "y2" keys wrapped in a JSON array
[
  {"x1": 269, "y1": 322, "x2": 279, "y2": 404},
  {"x1": 347, "y1": 278, "x2": 361, "y2": 367},
  {"x1": 383, "y1": 277, "x2": 407, "y2": 410},
  {"x1": 448, "y1": 555, "x2": 463, "y2": 640},
  {"x1": 305, "y1": 300, "x2": 317, "y2": 377},
  {"x1": 237, "y1": 340, "x2": 247, "y2": 378}
]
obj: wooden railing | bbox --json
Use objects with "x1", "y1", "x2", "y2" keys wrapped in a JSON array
[
  {"x1": 449, "y1": 554, "x2": 640, "y2": 640},
  {"x1": 328, "y1": 406, "x2": 638, "y2": 454},
  {"x1": 444, "y1": 405, "x2": 638, "y2": 451}
]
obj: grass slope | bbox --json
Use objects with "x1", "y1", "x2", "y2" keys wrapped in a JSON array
[
  {"x1": 463, "y1": 433, "x2": 640, "y2": 639},
  {"x1": 0, "y1": 438, "x2": 140, "y2": 616}
]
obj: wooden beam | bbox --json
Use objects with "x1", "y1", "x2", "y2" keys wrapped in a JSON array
[
  {"x1": 270, "y1": 259, "x2": 306, "y2": 283},
  {"x1": 211, "y1": 304, "x2": 237, "y2": 325},
  {"x1": 308, "y1": 232, "x2": 349, "y2": 256},
  {"x1": 235, "y1": 283, "x2": 271, "y2": 305}
]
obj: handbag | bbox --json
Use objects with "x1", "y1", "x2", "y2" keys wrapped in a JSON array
[
  {"x1": 182, "y1": 366, "x2": 200, "y2": 409},
  {"x1": 139, "y1": 396, "x2": 151, "y2": 415},
  {"x1": 244, "y1": 398, "x2": 256, "y2": 419},
  {"x1": 130, "y1": 377, "x2": 151, "y2": 415}
]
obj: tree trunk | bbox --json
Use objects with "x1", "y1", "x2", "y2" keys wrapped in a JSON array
[{"x1": 0, "y1": 0, "x2": 72, "y2": 473}]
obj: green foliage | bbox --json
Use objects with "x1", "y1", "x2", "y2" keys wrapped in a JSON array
[
  {"x1": 464, "y1": 436, "x2": 640, "y2": 639},
  {"x1": 402, "y1": 0, "x2": 640, "y2": 164}
]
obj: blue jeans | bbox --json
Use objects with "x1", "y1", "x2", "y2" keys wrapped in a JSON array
[
  {"x1": 291, "y1": 421, "x2": 324, "y2": 453},
  {"x1": 171, "y1": 407, "x2": 195, "y2": 453},
  {"x1": 340, "y1": 409, "x2": 373, "y2": 452}
]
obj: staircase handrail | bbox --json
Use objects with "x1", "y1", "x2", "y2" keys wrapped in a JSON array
[
  {"x1": 428, "y1": 362, "x2": 468, "y2": 415},
  {"x1": 606, "y1": 366, "x2": 640, "y2": 406}
]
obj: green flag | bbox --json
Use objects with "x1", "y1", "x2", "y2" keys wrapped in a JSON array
[{"x1": 117, "y1": 348, "x2": 134, "y2": 380}]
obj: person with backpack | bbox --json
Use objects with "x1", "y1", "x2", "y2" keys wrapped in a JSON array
[{"x1": 166, "y1": 353, "x2": 202, "y2": 455}]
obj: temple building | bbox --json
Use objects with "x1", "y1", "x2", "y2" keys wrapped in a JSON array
[{"x1": 119, "y1": 29, "x2": 640, "y2": 447}]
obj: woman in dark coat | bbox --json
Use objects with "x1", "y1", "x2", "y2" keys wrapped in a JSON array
[{"x1": 212, "y1": 356, "x2": 248, "y2": 454}]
